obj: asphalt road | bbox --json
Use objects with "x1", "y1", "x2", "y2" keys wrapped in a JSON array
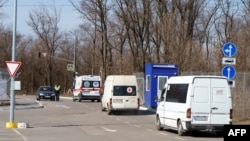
[{"x1": 0, "y1": 95, "x2": 224, "y2": 141}]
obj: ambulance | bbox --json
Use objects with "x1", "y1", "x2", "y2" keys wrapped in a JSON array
[{"x1": 72, "y1": 75, "x2": 102, "y2": 102}]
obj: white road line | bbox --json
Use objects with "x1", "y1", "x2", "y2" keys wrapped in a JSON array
[
  {"x1": 133, "y1": 125, "x2": 140, "y2": 128},
  {"x1": 159, "y1": 132, "x2": 169, "y2": 136},
  {"x1": 55, "y1": 105, "x2": 70, "y2": 109},
  {"x1": 175, "y1": 136, "x2": 185, "y2": 140},
  {"x1": 101, "y1": 127, "x2": 117, "y2": 132},
  {"x1": 13, "y1": 129, "x2": 29, "y2": 141},
  {"x1": 146, "y1": 129, "x2": 153, "y2": 132}
]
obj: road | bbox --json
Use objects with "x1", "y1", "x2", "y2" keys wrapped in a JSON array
[{"x1": 0, "y1": 95, "x2": 224, "y2": 141}]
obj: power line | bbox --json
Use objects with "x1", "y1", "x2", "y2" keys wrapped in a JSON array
[{"x1": 3, "y1": 4, "x2": 73, "y2": 7}]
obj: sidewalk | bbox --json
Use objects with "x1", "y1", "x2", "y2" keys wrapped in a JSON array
[{"x1": 0, "y1": 95, "x2": 43, "y2": 110}]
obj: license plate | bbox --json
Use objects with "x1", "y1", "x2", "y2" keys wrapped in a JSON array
[
  {"x1": 193, "y1": 116, "x2": 208, "y2": 121},
  {"x1": 113, "y1": 99, "x2": 123, "y2": 103},
  {"x1": 45, "y1": 96, "x2": 50, "y2": 98}
]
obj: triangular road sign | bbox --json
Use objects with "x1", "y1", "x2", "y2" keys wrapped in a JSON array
[{"x1": 5, "y1": 61, "x2": 22, "y2": 77}]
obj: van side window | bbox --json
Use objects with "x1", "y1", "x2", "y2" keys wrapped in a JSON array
[{"x1": 165, "y1": 84, "x2": 188, "y2": 103}]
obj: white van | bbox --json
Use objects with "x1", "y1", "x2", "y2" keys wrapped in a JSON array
[
  {"x1": 155, "y1": 75, "x2": 232, "y2": 136},
  {"x1": 101, "y1": 75, "x2": 140, "y2": 115}
]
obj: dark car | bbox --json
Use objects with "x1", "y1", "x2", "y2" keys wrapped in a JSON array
[{"x1": 36, "y1": 86, "x2": 56, "y2": 101}]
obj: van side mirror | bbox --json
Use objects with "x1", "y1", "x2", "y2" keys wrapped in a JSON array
[
  {"x1": 155, "y1": 96, "x2": 164, "y2": 102},
  {"x1": 155, "y1": 95, "x2": 164, "y2": 102}
]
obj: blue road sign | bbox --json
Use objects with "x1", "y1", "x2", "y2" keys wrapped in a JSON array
[
  {"x1": 221, "y1": 65, "x2": 236, "y2": 80},
  {"x1": 222, "y1": 42, "x2": 237, "y2": 57}
]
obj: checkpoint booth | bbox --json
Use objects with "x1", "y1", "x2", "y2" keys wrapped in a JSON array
[{"x1": 144, "y1": 63, "x2": 178, "y2": 108}]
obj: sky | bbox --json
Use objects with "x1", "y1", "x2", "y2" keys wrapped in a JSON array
[{"x1": 1, "y1": 0, "x2": 81, "y2": 35}]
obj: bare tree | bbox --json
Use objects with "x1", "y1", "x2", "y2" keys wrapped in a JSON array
[
  {"x1": 0, "y1": 25, "x2": 12, "y2": 68},
  {"x1": 27, "y1": 6, "x2": 62, "y2": 86},
  {"x1": 70, "y1": 0, "x2": 110, "y2": 81},
  {"x1": 115, "y1": 0, "x2": 152, "y2": 72}
]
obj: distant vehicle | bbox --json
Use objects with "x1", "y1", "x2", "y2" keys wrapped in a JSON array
[
  {"x1": 155, "y1": 75, "x2": 232, "y2": 136},
  {"x1": 101, "y1": 75, "x2": 140, "y2": 115},
  {"x1": 72, "y1": 75, "x2": 102, "y2": 102},
  {"x1": 36, "y1": 86, "x2": 56, "y2": 101}
]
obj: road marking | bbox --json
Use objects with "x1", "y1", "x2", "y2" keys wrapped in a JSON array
[
  {"x1": 13, "y1": 129, "x2": 29, "y2": 141},
  {"x1": 175, "y1": 136, "x2": 185, "y2": 140},
  {"x1": 101, "y1": 127, "x2": 117, "y2": 132},
  {"x1": 159, "y1": 132, "x2": 169, "y2": 136},
  {"x1": 55, "y1": 105, "x2": 70, "y2": 109},
  {"x1": 133, "y1": 125, "x2": 140, "y2": 128},
  {"x1": 146, "y1": 129, "x2": 153, "y2": 132}
]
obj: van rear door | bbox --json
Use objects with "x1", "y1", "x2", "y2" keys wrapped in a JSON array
[
  {"x1": 191, "y1": 78, "x2": 231, "y2": 125},
  {"x1": 112, "y1": 86, "x2": 138, "y2": 109},
  {"x1": 210, "y1": 78, "x2": 231, "y2": 125},
  {"x1": 191, "y1": 78, "x2": 211, "y2": 125}
]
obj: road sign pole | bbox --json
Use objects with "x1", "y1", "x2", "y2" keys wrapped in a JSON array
[{"x1": 6, "y1": 0, "x2": 18, "y2": 129}]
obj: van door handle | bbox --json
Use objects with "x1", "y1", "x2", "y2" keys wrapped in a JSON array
[{"x1": 211, "y1": 107, "x2": 218, "y2": 110}]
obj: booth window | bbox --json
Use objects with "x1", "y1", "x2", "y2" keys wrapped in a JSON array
[{"x1": 146, "y1": 75, "x2": 150, "y2": 91}]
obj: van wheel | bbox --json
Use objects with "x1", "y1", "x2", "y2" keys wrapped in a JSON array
[
  {"x1": 72, "y1": 95, "x2": 76, "y2": 102},
  {"x1": 101, "y1": 106, "x2": 105, "y2": 111},
  {"x1": 156, "y1": 116, "x2": 163, "y2": 130},
  {"x1": 107, "y1": 104, "x2": 112, "y2": 115},
  {"x1": 101, "y1": 102, "x2": 105, "y2": 111},
  {"x1": 177, "y1": 120, "x2": 184, "y2": 136},
  {"x1": 78, "y1": 94, "x2": 82, "y2": 102}
]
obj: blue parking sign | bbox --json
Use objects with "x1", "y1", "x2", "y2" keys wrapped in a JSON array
[
  {"x1": 221, "y1": 66, "x2": 236, "y2": 80},
  {"x1": 222, "y1": 42, "x2": 237, "y2": 57}
]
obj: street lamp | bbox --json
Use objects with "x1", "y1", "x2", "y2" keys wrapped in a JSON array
[
  {"x1": 73, "y1": 34, "x2": 76, "y2": 72},
  {"x1": 69, "y1": 31, "x2": 77, "y2": 72}
]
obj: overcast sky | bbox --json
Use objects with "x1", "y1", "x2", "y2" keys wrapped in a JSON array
[{"x1": 1, "y1": 0, "x2": 81, "y2": 35}]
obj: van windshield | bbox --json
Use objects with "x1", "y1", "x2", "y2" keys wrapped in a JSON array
[{"x1": 113, "y1": 86, "x2": 136, "y2": 96}]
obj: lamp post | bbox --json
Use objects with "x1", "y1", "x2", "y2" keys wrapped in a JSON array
[
  {"x1": 73, "y1": 35, "x2": 76, "y2": 72},
  {"x1": 70, "y1": 31, "x2": 77, "y2": 90}
]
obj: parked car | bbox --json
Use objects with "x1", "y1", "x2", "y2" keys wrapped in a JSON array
[{"x1": 36, "y1": 86, "x2": 56, "y2": 101}]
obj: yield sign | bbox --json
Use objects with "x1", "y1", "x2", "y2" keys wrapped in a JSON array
[{"x1": 5, "y1": 61, "x2": 22, "y2": 77}]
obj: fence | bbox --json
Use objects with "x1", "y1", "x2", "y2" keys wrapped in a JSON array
[{"x1": 135, "y1": 72, "x2": 250, "y2": 121}]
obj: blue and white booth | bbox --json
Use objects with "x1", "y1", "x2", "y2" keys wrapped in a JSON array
[{"x1": 144, "y1": 63, "x2": 178, "y2": 108}]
